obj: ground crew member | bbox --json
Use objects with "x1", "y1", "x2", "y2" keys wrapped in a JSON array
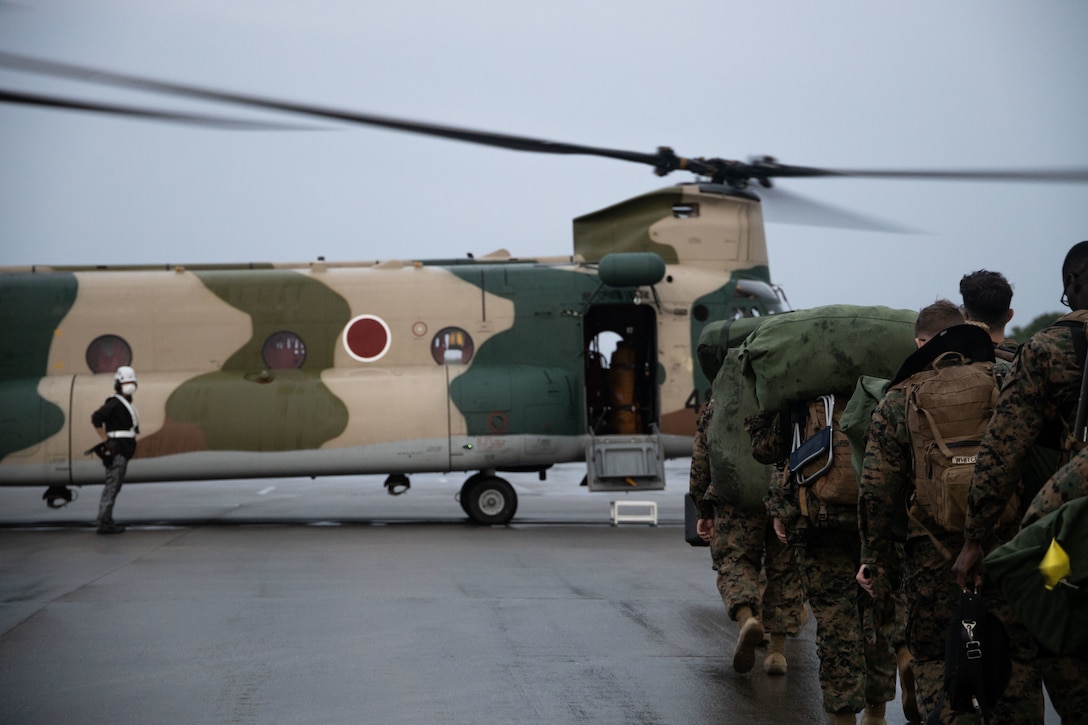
[
  {"x1": 953, "y1": 240, "x2": 1088, "y2": 721},
  {"x1": 689, "y1": 399, "x2": 806, "y2": 675},
  {"x1": 856, "y1": 302, "x2": 1043, "y2": 723},
  {"x1": 91, "y1": 365, "x2": 140, "y2": 534}
]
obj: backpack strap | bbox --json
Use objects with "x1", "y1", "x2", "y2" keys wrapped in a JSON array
[
  {"x1": 905, "y1": 506, "x2": 955, "y2": 560},
  {"x1": 1055, "y1": 318, "x2": 1088, "y2": 370},
  {"x1": 791, "y1": 394, "x2": 835, "y2": 522},
  {"x1": 994, "y1": 342, "x2": 1018, "y2": 363},
  {"x1": 1056, "y1": 315, "x2": 1088, "y2": 450}
]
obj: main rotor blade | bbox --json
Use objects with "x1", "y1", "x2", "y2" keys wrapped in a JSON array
[
  {"x1": 0, "y1": 88, "x2": 315, "y2": 129},
  {"x1": 758, "y1": 186, "x2": 920, "y2": 234},
  {"x1": 3, "y1": 51, "x2": 1087, "y2": 185},
  {"x1": 0, "y1": 51, "x2": 691, "y2": 174},
  {"x1": 745, "y1": 161, "x2": 1088, "y2": 184}
]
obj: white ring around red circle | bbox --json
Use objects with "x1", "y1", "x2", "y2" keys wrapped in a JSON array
[{"x1": 342, "y1": 314, "x2": 392, "y2": 362}]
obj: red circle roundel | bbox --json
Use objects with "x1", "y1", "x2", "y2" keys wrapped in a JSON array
[{"x1": 342, "y1": 314, "x2": 391, "y2": 362}]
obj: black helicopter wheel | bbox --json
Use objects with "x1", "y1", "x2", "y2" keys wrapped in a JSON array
[
  {"x1": 461, "y1": 474, "x2": 517, "y2": 526},
  {"x1": 458, "y1": 472, "x2": 482, "y2": 515}
]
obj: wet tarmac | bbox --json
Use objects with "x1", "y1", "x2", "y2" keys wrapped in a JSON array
[{"x1": 0, "y1": 461, "x2": 1058, "y2": 724}]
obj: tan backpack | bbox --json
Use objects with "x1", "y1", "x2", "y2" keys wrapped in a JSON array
[
  {"x1": 788, "y1": 394, "x2": 859, "y2": 525},
  {"x1": 899, "y1": 352, "x2": 1017, "y2": 531}
]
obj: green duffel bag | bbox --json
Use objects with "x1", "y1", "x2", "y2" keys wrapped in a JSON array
[
  {"x1": 737, "y1": 305, "x2": 918, "y2": 412},
  {"x1": 840, "y1": 374, "x2": 911, "y2": 541},
  {"x1": 707, "y1": 348, "x2": 771, "y2": 512},
  {"x1": 984, "y1": 496, "x2": 1088, "y2": 656},
  {"x1": 696, "y1": 316, "x2": 767, "y2": 380},
  {"x1": 840, "y1": 375, "x2": 890, "y2": 479}
]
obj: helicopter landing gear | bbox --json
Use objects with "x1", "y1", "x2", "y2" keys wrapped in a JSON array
[
  {"x1": 383, "y1": 473, "x2": 410, "y2": 495},
  {"x1": 459, "y1": 473, "x2": 517, "y2": 526},
  {"x1": 43, "y1": 485, "x2": 75, "y2": 509}
]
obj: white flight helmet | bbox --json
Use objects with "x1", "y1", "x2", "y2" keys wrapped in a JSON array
[{"x1": 114, "y1": 366, "x2": 138, "y2": 384}]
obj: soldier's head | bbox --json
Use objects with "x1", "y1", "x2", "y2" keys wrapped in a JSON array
[
  {"x1": 1062, "y1": 241, "x2": 1088, "y2": 311},
  {"x1": 914, "y1": 299, "x2": 965, "y2": 348},
  {"x1": 959, "y1": 269, "x2": 1014, "y2": 341}
]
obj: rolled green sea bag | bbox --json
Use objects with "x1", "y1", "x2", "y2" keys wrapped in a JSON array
[
  {"x1": 738, "y1": 305, "x2": 917, "y2": 412},
  {"x1": 707, "y1": 348, "x2": 772, "y2": 511}
]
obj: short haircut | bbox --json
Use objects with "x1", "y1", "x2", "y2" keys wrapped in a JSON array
[
  {"x1": 915, "y1": 299, "x2": 965, "y2": 340},
  {"x1": 1063, "y1": 241, "x2": 1088, "y2": 279},
  {"x1": 959, "y1": 269, "x2": 1013, "y2": 329}
]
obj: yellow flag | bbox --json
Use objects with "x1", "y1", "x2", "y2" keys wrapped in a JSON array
[{"x1": 1039, "y1": 537, "x2": 1071, "y2": 591}]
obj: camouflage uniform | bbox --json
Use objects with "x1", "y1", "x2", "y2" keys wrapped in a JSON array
[
  {"x1": 711, "y1": 488, "x2": 806, "y2": 635},
  {"x1": 860, "y1": 387, "x2": 1043, "y2": 723},
  {"x1": 690, "y1": 401, "x2": 805, "y2": 632},
  {"x1": 690, "y1": 401, "x2": 717, "y2": 521},
  {"x1": 964, "y1": 311, "x2": 1088, "y2": 721},
  {"x1": 748, "y1": 409, "x2": 897, "y2": 716},
  {"x1": 1023, "y1": 444, "x2": 1088, "y2": 525}
]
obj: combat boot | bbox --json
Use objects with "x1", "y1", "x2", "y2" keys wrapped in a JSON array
[
  {"x1": 829, "y1": 710, "x2": 856, "y2": 724},
  {"x1": 96, "y1": 522, "x2": 126, "y2": 535},
  {"x1": 732, "y1": 605, "x2": 764, "y2": 673},
  {"x1": 896, "y1": 644, "x2": 920, "y2": 722},
  {"x1": 763, "y1": 632, "x2": 787, "y2": 675},
  {"x1": 859, "y1": 701, "x2": 886, "y2": 725}
]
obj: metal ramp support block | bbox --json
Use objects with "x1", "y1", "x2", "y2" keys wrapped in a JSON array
[{"x1": 610, "y1": 500, "x2": 658, "y2": 527}]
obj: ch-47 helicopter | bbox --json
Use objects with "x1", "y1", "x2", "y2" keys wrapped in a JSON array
[{"x1": 2, "y1": 52, "x2": 1087, "y2": 524}]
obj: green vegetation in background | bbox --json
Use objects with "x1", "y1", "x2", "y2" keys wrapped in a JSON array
[{"x1": 1011, "y1": 312, "x2": 1064, "y2": 342}]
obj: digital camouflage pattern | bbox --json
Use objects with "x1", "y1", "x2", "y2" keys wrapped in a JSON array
[
  {"x1": 1023, "y1": 444, "x2": 1088, "y2": 525},
  {"x1": 862, "y1": 355, "x2": 1051, "y2": 723},
  {"x1": 796, "y1": 527, "x2": 897, "y2": 715},
  {"x1": 711, "y1": 495, "x2": 805, "y2": 636},
  {"x1": 1038, "y1": 657, "x2": 1088, "y2": 724},
  {"x1": 689, "y1": 400, "x2": 716, "y2": 520},
  {"x1": 747, "y1": 404, "x2": 896, "y2": 714},
  {"x1": 963, "y1": 311, "x2": 1088, "y2": 722},
  {"x1": 0, "y1": 184, "x2": 785, "y2": 522},
  {"x1": 964, "y1": 313, "x2": 1085, "y2": 542},
  {"x1": 689, "y1": 400, "x2": 805, "y2": 635}
]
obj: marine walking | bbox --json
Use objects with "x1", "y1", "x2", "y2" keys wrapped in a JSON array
[{"x1": 695, "y1": 252, "x2": 1088, "y2": 723}]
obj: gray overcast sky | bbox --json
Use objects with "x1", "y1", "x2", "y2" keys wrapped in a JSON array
[{"x1": 1, "y1": 1, "x2": 1086, "y2": 327}]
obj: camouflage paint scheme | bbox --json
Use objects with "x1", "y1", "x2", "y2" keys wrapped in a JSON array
[{"x1": 0, "y1": 183, "x2": 782, "y2": 495}]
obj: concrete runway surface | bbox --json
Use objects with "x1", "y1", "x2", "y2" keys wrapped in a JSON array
[{"x1": 0, "y1": 461, "x2": 1058, "y2": 724}]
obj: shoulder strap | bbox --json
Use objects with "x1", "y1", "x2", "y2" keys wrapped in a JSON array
[
  {"x1": 994, "y1": 342, "x2": 1018, "y2": 362},
  {"x1": 112, "y1": 394, "x2": 140, "y2": 431},
  {"x1": 1051, "y1": 315, "x2": 1088, "y2": 445},
  {"x1": 1055, "y1": 318, "x2": 1088, "y2": 370}
]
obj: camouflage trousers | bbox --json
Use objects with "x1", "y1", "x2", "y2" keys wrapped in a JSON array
[
  {"x1": 97, "y1": 452, "x2": 129, "y2": 525},
  {"x1": 902, "y1": 534, "x2": 1044, "y2": 724},
  {"x1": 711, "y1": 500, "x2": 806, "y2": 635},
  {"x1": 1040, "y1": 655, "x2": 1088, "y2": 722},
  {"x1": 889, "y1": 543, "x2": 909, "y2": 649},
  {"x1": 796, "y1": 527, "x2": 897, "y2": 714}
]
